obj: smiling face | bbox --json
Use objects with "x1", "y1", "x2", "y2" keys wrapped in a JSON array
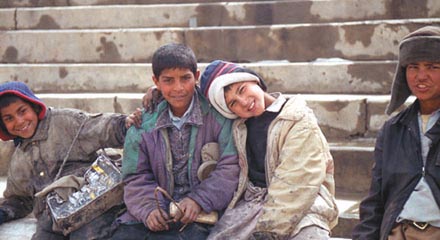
[
  {"x1": 406, "y1": 61, "x2": 440, "y2": 114},
  {"x1": 153, "y1": 67, "x2": 200, "y2": 117},
  {"x1": 0, "y1": 98, "x2": 39, "y2": 139},
  {"x1": 224, "y1": 81, "x2": 269, "y2": 119}
]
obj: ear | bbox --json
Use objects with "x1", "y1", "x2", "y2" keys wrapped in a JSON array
[
  {"x1": 152, "y1": 75, "x2": 160, "y2": 90},
  {"x1": 195, "y1": 69, "x2": 201, "y2": 85}
]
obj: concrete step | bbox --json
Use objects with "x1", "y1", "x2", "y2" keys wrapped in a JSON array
[
  {"x1": 330, "y1": 139, "x2": 374, "y2": 196},
  {"x1": 0, "y1": 0, "x2": 260, "y2": 8},
  {"x1": 1, "y1": 0, "x2": 438, "y2": 30},
  {"x1": 2, "y1": 19, "x2": 439, "y2": 63},
  {"x1": 0, "y1": 176, "x2": 358, "y2": 239},
  {"x1": 0, "y1": 61, "x2": 397, "y2": 94},
  {"x1": 332, "y1": 192, "x2": 363, "y2": 238}
]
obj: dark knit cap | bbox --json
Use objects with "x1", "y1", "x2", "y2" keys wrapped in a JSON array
[
  {"x1": 200, "y1": 60, "x2": 267, "y2": 119},
  {"x1": 386, "y1": 26, "x2": 440, "y2": 115},
  {"x1": 0, "y1": 81, "x2": 47, "y2": 140}
]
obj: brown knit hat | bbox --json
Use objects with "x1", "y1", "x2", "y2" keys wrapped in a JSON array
[{"x1": 386, "y1": 26, "x2": 440, "y2": 115}]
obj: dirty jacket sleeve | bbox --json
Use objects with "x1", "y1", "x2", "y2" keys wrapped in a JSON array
[
  {"x1": 122, "y1": 134, "x2": 160, "y2": 224},
  {"x1": 0, "y1": 108, "x2": 127, "y2": 222},
  {"x1": 256, "y1": 98, "x2": 333, "y2": 235}
]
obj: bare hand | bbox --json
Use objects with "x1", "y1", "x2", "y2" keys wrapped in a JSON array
[
  {"x1": 143, "y1": 86, "x2": 163, "y2": 113},
  {"x1": 174, "y1": 197, "x2": 202, "y2": 224},
  {"x1": 146, "y1": 208, "x2": 170, "y2": 232},
  {"x1": 125, "y1": 107, "x2": 142, "y2": 129}
]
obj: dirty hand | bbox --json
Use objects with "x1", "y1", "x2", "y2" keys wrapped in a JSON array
[
  {"x1": 143, "y1": 86, "x2": 163, "y2": 113},
  {"x1": 146, "y1": 208, "x2": 170, "y2": 232},
  {"x1": 174, "y1": 197, "x2": 202, "y2": 224},
  {"x1": 125, "y1": 108, "x2": 142, "y2": 129}
]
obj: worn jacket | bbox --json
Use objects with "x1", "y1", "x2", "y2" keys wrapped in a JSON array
[
  {"x1": 0, "y1": 108, "x2": 127, "y2": 221},
  {"x1": 229, "y1": 94, "x2": 338, "y2": 237},
  {"x1": 119, "y1": 91, "x2": 239, "y2": 224},
  {"x1": 353, "y1": 101, "x2": 440, "y2": 240}
]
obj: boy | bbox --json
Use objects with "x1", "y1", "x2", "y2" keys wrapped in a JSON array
[
  {"x1": 200, "y1": 60, "x2": 338, "y2": 239},
  {"x1": 353, "y1": 26, "x2": 440, "y2": 239},
  {"x1": 111, "y1": 44, "x2": 240, "y2": 240},
  {"x1": 0, "y1": 81, "x2": 133, "y2": 239}
]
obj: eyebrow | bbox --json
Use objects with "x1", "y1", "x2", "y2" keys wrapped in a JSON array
[{"x1": 235, "y1": 83, "x2": 244, "y2": 96}]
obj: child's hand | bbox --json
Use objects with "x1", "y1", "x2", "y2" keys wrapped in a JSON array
[
  {"x1": 146, "y1": 208, "x2": 170, "y2": 232},
  {"x1": 143, "y1": 86, "x2": 163, "y2": 113},
  {"x1": 175, "y1": 197, "x2": 201, "y2": 224},
  {"x1": 125, "y1": 108, "x2": 142, "y2": 129}
]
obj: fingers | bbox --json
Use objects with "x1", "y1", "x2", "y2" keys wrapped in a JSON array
[
  {"x1": 146, "y1": 209, "x2": 170, "y2": 232},
  {"x1": 125, "y1": 108, "x2": 143, "y2": 129},
  {"x1": 180, "y1": 207, "x2": 198, "y2": 224},
  {"x1": 177, "y1": 198, "x2": 201, "y2": 224},
  {"x1": 133, "y1": 108, "x2": 142, "y2": 127}
]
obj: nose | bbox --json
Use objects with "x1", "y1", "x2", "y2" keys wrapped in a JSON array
[
  {"x1": 174, "y1": 81, "x2": 185, "y2": 91},
  {"x1": 15, "y1": 115, "x2": 26, "y2": 126},
  {"x1": 416, "y1": 68, "x2": 428, "y2": 80},
  {"x1": 236, "y1": 96, "x2": 248, "y2": 107}
]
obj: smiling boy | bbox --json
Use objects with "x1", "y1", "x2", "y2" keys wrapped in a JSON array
[
  {"x1": 111, "y1": 44, "x2": 239, "y2": 240},
  {"x1": 0, "y1": 81, "x2": 131, "y2": 239},
  {"x1": 199, "y1": 60, "x2": 338, "y2": 239}
]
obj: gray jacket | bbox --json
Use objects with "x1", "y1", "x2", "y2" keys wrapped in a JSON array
[{"x1": 0, "y1": 108, "x2": 127, "y2": 222}]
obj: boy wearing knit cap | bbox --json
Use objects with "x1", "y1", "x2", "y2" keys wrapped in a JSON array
[
  {"x1": 110, "y1": 44, "x2": 240, "y2": 240},
  {"x1": 353, "y1": 26, "x2": 440, "y2": 239},
  {"x1": 0, "y1": 81, "x2": 134, "y2": 239},
  {"x1": 199, "y1": 60, "x2": 338, "y2": 239}
]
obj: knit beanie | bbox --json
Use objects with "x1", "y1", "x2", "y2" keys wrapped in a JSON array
[
  {"x1": 0, "y1": 82, "x2": 47, "y2": 140},
  {"x1": 200, "y1": 60, "x2": 267, "y2": 119},
  {"x1": 386, "y1": 26, "x2": 440, "y2": 115}
]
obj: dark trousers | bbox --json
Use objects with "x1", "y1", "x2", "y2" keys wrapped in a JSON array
[
  {"x1": 111, "y1": 222, "x2": 212, "y2": 240},
  {"x1": 32, "y1": 205, "x2": 123, "y2": 240}
]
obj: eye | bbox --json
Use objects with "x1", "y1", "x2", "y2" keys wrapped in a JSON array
[
  {"x1": 432, "y1": 64, "x2": 440, "y2": 69},
  {"x1": 2, "y1": 116, "x2": 12, "y2": 123},
  {"x1": 229, "y1": 100, "x2": 236, "y2": 108},
  {"x1": 238, "y1": 84, "x2": 246, "y2": 95},
  {"x1": 162, "y1": 78, "x2": 172, "y2": 84},
  {"x1": 407, "y1": 64, "x2": 417, "y2": 70}
]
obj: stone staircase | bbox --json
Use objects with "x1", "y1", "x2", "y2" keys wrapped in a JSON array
[{"x1": 0, "y1": 0, "x2": 439, "y2": 239}]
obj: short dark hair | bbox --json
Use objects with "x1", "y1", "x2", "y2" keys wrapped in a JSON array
[{"x1": 152, "y1": 43, "x2": 197, "y2": 78}]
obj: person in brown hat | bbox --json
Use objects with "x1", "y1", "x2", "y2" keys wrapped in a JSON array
[{"x1": 353, "y1": 25, "x2": 440, "y2": 240}]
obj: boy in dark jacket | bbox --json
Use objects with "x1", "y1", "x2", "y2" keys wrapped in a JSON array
[
  {"x1": 353, "y1": 26, "x2": 440, "y2": 240},
  {"x1": 110, "y1": 43, "x2": 240, "y2": 240}
]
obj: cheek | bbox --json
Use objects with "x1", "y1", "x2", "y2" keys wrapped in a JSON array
[{"x1": 4, "y1": 121, "x2": 15, "y2": 132}]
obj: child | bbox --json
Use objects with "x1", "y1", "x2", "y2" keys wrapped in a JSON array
[
  {"x1": 200, "y1": 60, "x2": 339, "y2": 239},
  {"x1": 0, "y1": 81, "x2": 133, "y2": 239},
  {"x1": 110, "y1": 44, "x2": 240, "y2": 240},
  {"x1": 353, "y1": 26, "x2": 440, "y2": 240}
]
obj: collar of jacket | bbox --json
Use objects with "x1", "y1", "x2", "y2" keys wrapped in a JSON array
[
  {"x1": 18, "y1": 108, "x2": 52, "y2": 148},
  {"x1": 391, "y1": 100, "x2": 440, "y2": 144},
  {"x1": 391, "y1": 100, "x2": 419, "y2": 126}
]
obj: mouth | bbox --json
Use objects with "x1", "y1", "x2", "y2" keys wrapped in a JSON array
[
  {"x1": 248, "y1": 101, "x2": 255, "y2": 111},
  {"x1": 172, "y1": 95, "x2": 187, "y2": 100},
  {"x1": 415, "y1": 84, "x2": 429, "y2": 91},
  {"x1": 15, "y1": 123, "x2": 31, "y2": 132}
]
